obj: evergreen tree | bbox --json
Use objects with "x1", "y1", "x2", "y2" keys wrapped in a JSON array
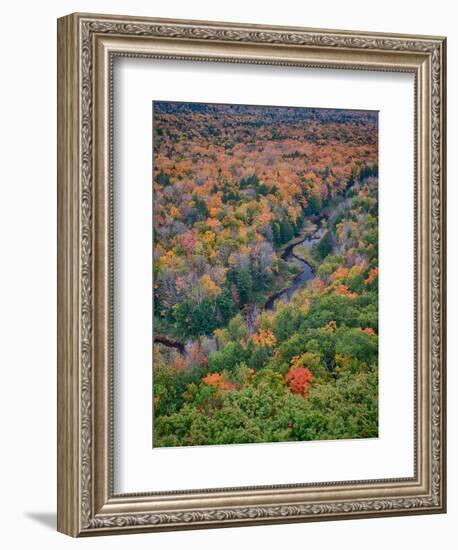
[
  {"x1": 192, "y1": 194, "x2": 209, "y2": 218},
  {"x1": 316, "y1": 230, "x2": 333, "y2": 260},
  {"x1": 156, "y1": 171, "x2": 170, "y2": 186},
  {"x1": 280, "y1": 217, "x2": 294, "y2": 243},
  {"x1": 271, "y1": 221, "x2": 282, "y2": 247},
  {"x1": 235, "y1": 269, "x2": 253, "y2": 305}
]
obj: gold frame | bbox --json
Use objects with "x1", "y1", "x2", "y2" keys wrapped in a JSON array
[{"x1": 57, "y1": 12, "x2": 447, "y2": 537}]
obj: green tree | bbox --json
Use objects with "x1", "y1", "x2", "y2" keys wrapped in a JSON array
[
  {"x1": 192, "y1": 193, "x2": 209, "y2": 218},
  {"x1": 235, "y1": 269, "x2": 253, "y2": 305},
  {"x1": 208, "y1": 342, "x2": 248, "y2": 373},
  {"x1": 271, "y1": 221, "x2": 282, "y2": 247},
  {"x1": 155, "y1": 171, "x2": 170, "y2": 186},
  {"x1": 280, "y1": 217, "x2": 294, "y2": 243},
  {"x1": 316, "y1": 230, "x2": 333, "y2": 260},
  {"x1": 215, "y1": 286, "x2": 237, "y2": 324}
]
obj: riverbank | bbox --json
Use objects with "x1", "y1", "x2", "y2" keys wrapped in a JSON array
[
  {"x1": 292, "y1": 244, "x2": 319, "y2": 271},
  {"x1": 277, "y1": 220, "x2": 317, "y2": 253}
]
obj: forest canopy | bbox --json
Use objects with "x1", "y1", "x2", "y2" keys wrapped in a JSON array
[{"x1": 152, "y1": 101, "x2": 379, "y2": 447}]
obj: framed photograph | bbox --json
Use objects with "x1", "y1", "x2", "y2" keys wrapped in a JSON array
[{"x1": 57, "y1": 13, "x2": 446, "y2": 536}]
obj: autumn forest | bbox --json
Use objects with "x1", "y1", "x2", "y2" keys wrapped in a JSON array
[{"x1": 153, "y1": 101, "x2": 379, "y2": 447}]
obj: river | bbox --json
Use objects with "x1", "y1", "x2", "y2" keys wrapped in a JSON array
[{"x1": 264, "y1": 226, "x2": 324, "y2": 310}]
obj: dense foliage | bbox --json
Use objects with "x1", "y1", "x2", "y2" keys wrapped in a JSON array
[{"x1": 152, "y1": 102, "x2": 378, "y2": 447}]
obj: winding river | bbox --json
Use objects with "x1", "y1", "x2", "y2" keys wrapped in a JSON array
[
  {"x1": 264, "y1": 227, "x2": 324, "y2": 310},
  {"x1": 154, "y1": 220, "x2": 325, "y2": 352},
  {"x1": 154, "y1": 334, "x2": 185, "y2": 354}
]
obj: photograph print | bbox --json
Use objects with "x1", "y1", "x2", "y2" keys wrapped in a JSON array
[{"x1": 152, "y1": 101, "x2": 379, "y2": 448}]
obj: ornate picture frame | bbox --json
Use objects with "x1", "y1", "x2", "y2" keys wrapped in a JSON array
[{"x1": 57, "y1": 12, "x2": 446, "y2": 536}]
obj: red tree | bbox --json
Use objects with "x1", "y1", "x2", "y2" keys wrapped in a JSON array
[{"x1": 285, "y1": 367, "x2": 313, "y2": 398}]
